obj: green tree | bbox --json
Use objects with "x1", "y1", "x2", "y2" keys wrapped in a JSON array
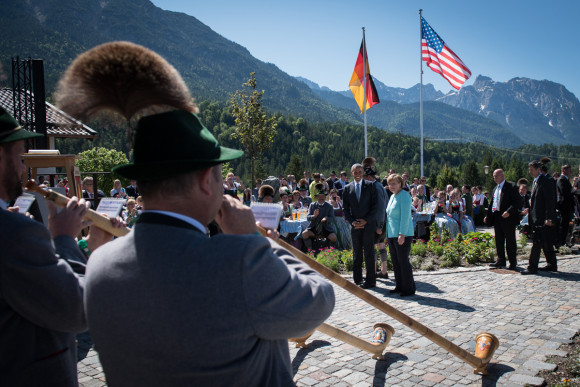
[
  {"x1": 285, "y1": 154, "x2": 302, "y2": 180},
  {"x1": 76, "y1": 147, "x2": 129, "y2": 194},
  {"x1": 254, "y1": 158, "x2": 267, "y2": 181},
  {"x1": 436, "y1": 164, "x2": 459, "y2": 189},
  {"x1": 230, "y1": 72, "x2": 278, "y2": 184},
  {"x1": 221, "y1": 162, "x2": 234, "y2": 180},
  {"x1": 461, "y1": 160, "x2": 481, "y2": 187}
]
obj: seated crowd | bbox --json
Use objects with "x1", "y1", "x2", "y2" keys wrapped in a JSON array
[
  {"x1": 226, "y1": 169, "x2": 495, "y2": 251},
  {"x1": 45, "y1": 164, "x2": 577, "y2": 251}
]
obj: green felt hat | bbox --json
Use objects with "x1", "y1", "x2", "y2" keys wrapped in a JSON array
[
  {"x1": 114, "y1": 110, "x2": 243, "y2": 180},
  {"x1": 0, "y1": 107, "x2": 43, "y2": 144}
]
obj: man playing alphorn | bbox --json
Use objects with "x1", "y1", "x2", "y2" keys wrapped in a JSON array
[{"x1": 61, "y1": 42, "x2": 335, "y2": 386}]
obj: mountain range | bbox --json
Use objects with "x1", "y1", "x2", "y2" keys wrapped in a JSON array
[{"x1": 1, "y1": 0, "x2": 579, "y2": 147}]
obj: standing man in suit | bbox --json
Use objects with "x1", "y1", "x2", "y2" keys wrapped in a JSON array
[
  {"x1": 522, "y1": 160, "x2": 558, "y2": 274},
  {"x1": 343, "y1": 163, "x2": 378, "y2": 288},
  {"x1": 125, "y1": 179, "x2": 139, "y2": 198},
  {"x1": 485, "y1": 169, "x2": 521, "y2": 270},
  {"x1": 335, "y1": 171, "x2": 348, "y2": 199},
  {"x1": 0, "y1": 107, "x2": 115, "y2": 386},
  {"x1": 557, "y1": 165, "x2": 574, "y2": 247},
  {"x1": 361, "y1": 157, "x2": 389, "y2": 279}
]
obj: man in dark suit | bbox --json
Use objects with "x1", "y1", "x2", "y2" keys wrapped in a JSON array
[
  {"x1": 326, "y1": 171, "x2": 338, "y2": 191},
  {"x1": 518, "y1": 182, "x2": 532, "y2": 223},
  {"x1": 81, "y1": 176, "x2": 106, "y2": 208},
  {"x1": 125, "y1": 179, "x2": 139, "y2": 198},
  {"x1": 335, "y1": 171, "x2": 348, "y2": 199},
  {"x1": 485, "y1": 169, "x2": 521, "y2": 270},
  {"x1": 573, "y1": 166, "x2": 580, "y2": 219},
  {"x1": 343, "y1": 163, "x2": 378, "y2": 288},
  {"x1": 522, "y1": 160, "x2": 558, "y2": 274},
  {"x1": 557, "y1": 165, "x2": 574, "y2": 247}
]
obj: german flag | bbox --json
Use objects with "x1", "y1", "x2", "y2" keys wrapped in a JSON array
[{"x1": 349, "y1": 39, "x2": 380, "y2": 113}]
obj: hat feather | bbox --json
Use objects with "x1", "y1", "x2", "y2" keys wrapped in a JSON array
[
  {"x1": 259, "y1": 185, "x2": 275, "y2": 198},
  {"x1": 362, "y1": 157, "x2": 376, "y2": 168},
  {"x1": 55, "y1": 41, "x2": 197, "y2": 122}
]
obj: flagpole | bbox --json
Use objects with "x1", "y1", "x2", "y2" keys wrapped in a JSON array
[
  {"x1": 419, "y1": 9, "x2": 424, "y2": 177},
  {"x1": 362, "y1": 27, "x2": 368, "y2": 158}
]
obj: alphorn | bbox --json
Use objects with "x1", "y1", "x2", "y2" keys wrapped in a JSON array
[
  {"x1": 259, "y1": 226, "x2": 499, "y2": 375},
  {"x1": 25, "y1": 181, "x2": 131, "y2": 238},
  {"x1": 290, "y1": 322, "x2": 394, "y2": 360}
]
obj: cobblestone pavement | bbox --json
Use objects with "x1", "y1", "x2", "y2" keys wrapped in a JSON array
[{"x1": 77, "y1": 253, "x2": 580, "y2": 386}]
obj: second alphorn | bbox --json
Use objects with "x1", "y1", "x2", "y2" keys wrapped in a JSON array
[
  {"x1": 25, "y1": 181, "x2": 131, "y2": 238},
  {"x1": 260, "y1": 226, "x2": 498, "y2": 375},
  {"x1": 291, "y1": 322, "x2": 394, "y2": 360}
]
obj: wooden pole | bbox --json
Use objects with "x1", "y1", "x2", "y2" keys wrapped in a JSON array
[{"x1": 259, "y1": 226, "x2": 498, "y2": 372}]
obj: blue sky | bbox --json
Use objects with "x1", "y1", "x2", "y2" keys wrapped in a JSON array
[{"x1": 151, "y1": 0, "x2": 579, "y2": 98}]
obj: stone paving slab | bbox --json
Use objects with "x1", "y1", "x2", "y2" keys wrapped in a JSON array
[{"x1": 77, "y1": 254, "x2": 580, "y2": 386}]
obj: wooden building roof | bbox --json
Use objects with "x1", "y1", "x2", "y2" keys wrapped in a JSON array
[{"x1": 0, "y1": 88, "x2": 97, "y2": 139}]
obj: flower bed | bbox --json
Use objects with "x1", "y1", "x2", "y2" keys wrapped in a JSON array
[{"x1": 305, "y1": 222, "x2": 532, "y2": 273}]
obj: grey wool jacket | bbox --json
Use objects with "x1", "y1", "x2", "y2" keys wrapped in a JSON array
[
  {"x1": 85, "y1": 213, "x2": 335, "y2": 386},
  {"x1": 0, "y1": 209, "x2": 87, "y2": 387}
]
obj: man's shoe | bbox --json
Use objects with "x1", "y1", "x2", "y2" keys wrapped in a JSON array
[
  {"x1": 507, "y1": 265, "x2": 518, "y2": 271},
  {"x1": 521, "y1": 269, "x2": 537, "y2": 275},
  {"x1": 389, "y1": 288, "x2": 401, "y2": 294},
  {"x1": 376, "y1": 271, "x2": 389, "y2": 279},
  {"x1": 489, "y1": 261, "x2": 506, "y2": 268},
  {"x1": 538, "y1": 265, "x2": 557, "y2": 272},
  {"x1": 359, "y1": 283, "x2": 376, "y2": 289},
  {"x1": 400, "y1": 292, "x2": 415, "y2": 297}
]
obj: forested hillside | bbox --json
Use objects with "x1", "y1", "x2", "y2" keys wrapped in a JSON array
[{"x1": 56, "y1": 100, "x2": 580, "y2": 190}]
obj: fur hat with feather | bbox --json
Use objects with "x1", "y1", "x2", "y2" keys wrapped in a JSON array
[
  {"x1": 54, "y1": 41, "x2": 243, "y2": 180},
  {"x1": 55, "y1": 41, "x2": 197, "y2": 122}
]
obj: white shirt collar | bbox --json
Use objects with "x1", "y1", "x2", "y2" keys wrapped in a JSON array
[{"x1": 144, "y1": 210, "x2": 206, "y2": 234}]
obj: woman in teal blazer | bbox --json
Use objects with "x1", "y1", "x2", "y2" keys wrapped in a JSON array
[{"x1": 386, "y1": 174, "x2": 416, "y2": 296}]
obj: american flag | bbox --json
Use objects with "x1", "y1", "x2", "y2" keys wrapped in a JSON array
[{"x1": 421, "y1": 16, "x2": 471, "y2": 90}]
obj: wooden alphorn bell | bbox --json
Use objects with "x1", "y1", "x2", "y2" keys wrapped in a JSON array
[
  {"x1": 290, "y1": 322, "x2": 394, "y2": 360},
  {"x1": 25, "y1": 181, "x2": 131, "y2": 238},
  {"x1": 259, "y1": 226, "x2": 499, "y2": 375}
]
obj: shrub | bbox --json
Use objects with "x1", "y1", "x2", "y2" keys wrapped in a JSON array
[
  {"x1": 431, "y1": 245, "x2": 444, "y2": 256},
  {"x1": 482, "y1": 247, "x2": 496, "y2": 262},
  {"x1": 410, "y1": 256, "x2": 424, "y2": 270},
  {"x1": 312, "y1": 247, "x2": 342, "y2": 273},
  {"x1": 441, "y1": 246, "x2": 461, "y2": 267},
  {"x1": 341, "y1": 251, "x2": 354, "y2": 272},
  {"x1": 464, "y1": 244, "x2": 483, "y2": 264},
  {"x1": 411, "y1": 241, "x2": 428, "y2": 257},
  {"x1": 518, "y1": 234, "x2": 528, "y2": 249},
  {"x1": 421, "y1": 259, "x2": 436, "y2": 271}
]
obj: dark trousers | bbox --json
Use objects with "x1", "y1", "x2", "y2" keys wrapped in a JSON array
[
  {"x1": 388, "y1": 236, "x2": 416, "y2": 294},
  {"x1": 528, "y1": 229, "x2": 558, "y2": 271},
  {"x1": 493, "y1": 212, "x2": 517, "y2": 267},
  {"x1": 559, "y1": 211, "x2": 572, "y2": 246},
  {"x1": 352, "y1": 226, "x2": 376, "y2": 285}
]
